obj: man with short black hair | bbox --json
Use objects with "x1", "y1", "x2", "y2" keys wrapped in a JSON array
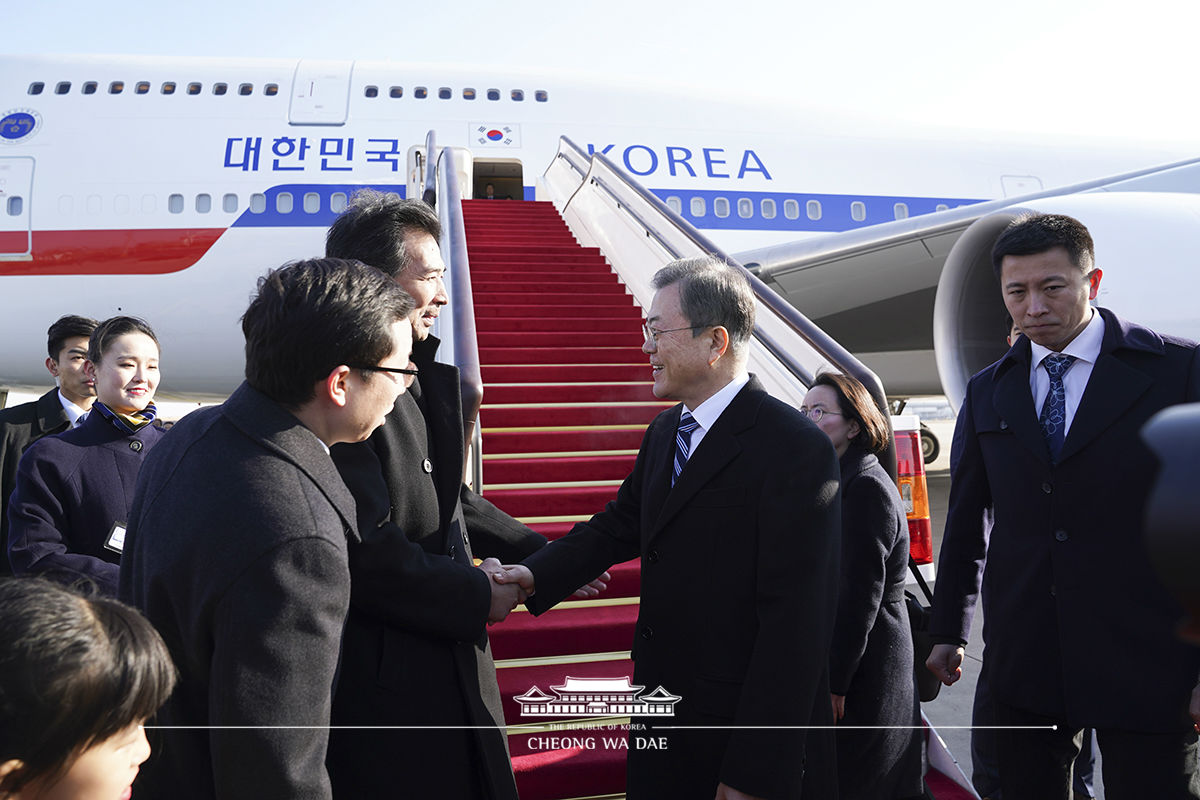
[
  {"x1": 0, "y1": 314, "x2": 97, "y2": 577},
  {"x1": 120, "y1": 258, "x2": 414, "y2": 800},
  {"x1": 497, "y1": 256, "x2": 842, "y2": 800},
  {"x1": 929, "y1": 213, "x2": 1200, "y2": 799},
  {"x1": 323, "y1": 191, "x2": 554, "y2": 800}
]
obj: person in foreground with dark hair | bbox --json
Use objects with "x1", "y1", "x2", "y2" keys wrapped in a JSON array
[
  {"x1": 324, "y1": 190, "x2": 572, "y2": 799},
  {"x1": 927, "y1": 213, "x2": 1200, "y2": 798},
  {"x1": 8, "y1": 317, "x2": 162, "y2": 595},
  {"x1": 0, "y1": 314, "x2": 98, "y2": 578},
  {"x1": 802, "y1": 371, "x2": 922, "y2": 800},
  {"x1": 0, "y1": 576, "x2": 176, "y2": 800},
  {"x1": 496, "y1": 256, "x2": 842, "y2": 800},
  {"x1": 119, "y1": 258, "x2": 414, "y2": 800}
]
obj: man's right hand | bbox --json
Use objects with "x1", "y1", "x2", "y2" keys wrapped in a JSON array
[
  {"x1": 926, "y1": 644, "x2": 965, "y2": 686},
  {"x1": 478, "y1": 558, "x2": 523, "y2": 624},
  {"x1": 493, "y1": 563, "x2": 536, "y2": 597}
]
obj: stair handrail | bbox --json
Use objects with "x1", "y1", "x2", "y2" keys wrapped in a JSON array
[
  {"x1": 422, "y1": 130, "x2": 438, "y2": 206},
  {"x1": 550, "y1": 135, "x2": 897, "y2": 477},
  {"x1": 425, "y1": 135, "x2": 484, "y2": 488}
]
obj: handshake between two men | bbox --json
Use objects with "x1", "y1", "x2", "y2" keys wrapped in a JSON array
[{"x1": 477, "y1": 559, "x2": 609, "y2": 624}]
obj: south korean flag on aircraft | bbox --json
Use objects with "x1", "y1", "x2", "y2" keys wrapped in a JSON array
[{"x1": 473, "y1": 123, "x2": 521, "y2": 147}]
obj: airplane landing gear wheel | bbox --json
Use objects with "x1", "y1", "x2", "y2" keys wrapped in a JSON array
[{"x1": 920, "y1": 424, "x2": 940, "y2": 464}]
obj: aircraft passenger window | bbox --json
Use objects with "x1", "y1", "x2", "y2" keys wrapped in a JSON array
[
  {"x1": 187, "y1": 82, "x2": 201, "y2": 95},
  {"x1": 28, "y1": 82, "x2": 45, "y2": 95},
  {"x1": 196, "y1": 194, "x2": 212, "y2": 213},
  {"x1": 7, "y1": 197, "x2": 22, "y2": 216},
  {"x1": 438, "y1": 87, "x2": 452, "y2": 99},
  {"x1": 690, "y1": 197, "x2": 706, "y2": 217},
  {"x1": 714, "y1": 197, "x2": 730, "y2": 218},
  {"x1": 783, "y1": 199, "x2": 799, "y2": 220},
  {"x1": 761, "y1": 199, "x2": 776, "y2": 219},
  {"x1": 114, "y1": 195, "x2": 130, "y2": 214},
  {"x1": 665, "y1": 196, "x2": 682, "y2": 214},
  {"x1": 463, "y1": 88, "x2": 476, "y2": 100},
  {"x1": 303, "y1": 192, "x2": 320, "y2": 213},
  {"x1": 511, "y1": 89, "x2": 524, "y2": 101},
  {"x1": 239, "y1": 84, "x2": 253, "y2": 96},
  {"x1": 83, "y1": 82, "x2": 98, "y2": 95},
  {"x1": 894, "y1": 202, "x2": 908, "y2": 220},
  {"x1": 276, "y1": 193, "x2": 294, "y2": 214},
  {"x1": 55, "y1": 82, "x2": 71, "y2": 95},
  {"x1": 213, "y1": 83, "x2": 228, "y2": 95},
  {"x1": 330, "y1": 192, "x2": 348, "y2": 213},
  {"x1": 135, "y1": 82, "x2": 150, "y2": 95},
  {"x1": 389, "y1": 86, "x2": 403, "y2": 98},
  {"x1": 415, "y1": 87, "x2": 428, "y2": 99},
  {"x1": 935, "y1": 203, "x2": 949, "y2": 212},
  {"x1": 738, "y1": 198, "x2": 753, "y2": 219},
  {"x1": 535, "y1": 90, "x2": 549, "y2": 102},
  {"x1": 168, "y1": 194, "x2": 184, "y2": 214},
  {"x1": 851, "y1": 201, "x2": 866, "y2": 222},
  {"x1": 265, "y1": 84, "x2": 279, "y2": 96},
  {"x1": 806, "y1": 200, "x2": 822, "y2": 220},
  {"x1": 249, "y1": 193, "x2": 266, "y2": 213},
  {"x1": 161, "y1": 82, "x2": 176, "y2": 95},
  {"x1": 223, "y1": 194, "x2": 238, "y2": 213},
  {"x1": 487, "y1": 88, "x2": 500, "y2": 101},
  {"x1": 109, "y1": 82, "x2": 125, "y2": 94},
  {"x1": 364, "y1": 86, "x2": 379, "y2": 98}
]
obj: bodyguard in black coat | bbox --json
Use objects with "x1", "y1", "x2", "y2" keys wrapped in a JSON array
[
  {"x1": 120, "y1": 259, "x2": 415, "y2": 800},
  {"x1": 498, "y1": 259, "x2": 842, "y2": 800},
  {"x1": 928, "y1": 214, "x2": 1200, "y2": 798}
]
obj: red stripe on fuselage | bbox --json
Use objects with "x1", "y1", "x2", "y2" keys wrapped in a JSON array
[{"x1": 0, "y1": 228, "x2": 224, "y2": 276}]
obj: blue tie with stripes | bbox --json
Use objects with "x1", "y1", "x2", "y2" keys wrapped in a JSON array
[
  {"x1": 1039, "y1": 353, "x2": 1077, "y2": 461},
  {"x1": 673, "y1": 411, "x2": 699, "y2": 487}
]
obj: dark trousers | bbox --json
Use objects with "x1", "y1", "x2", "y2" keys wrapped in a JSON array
[
  {"x1": 994, "y1": 701, "x2": 1200, "y2": 800},
  {"x1": 973, "y1": 657, "x2": 1097, "y2": 798}
]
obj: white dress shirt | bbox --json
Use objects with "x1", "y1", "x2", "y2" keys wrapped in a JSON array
[
  {"x1": 1028, "y1": 308, "x2": 1105, "y2": 437},
  {"x1": 681, "y1": 372, "x2": 750, "y2": 458},
  {"x1": 58, "y1": 390, "x2": 90, "y2": 428}
]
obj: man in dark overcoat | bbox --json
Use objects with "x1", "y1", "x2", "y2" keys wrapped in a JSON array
[
  {"x1": 0, "y1": 314, "x2": 96, "y2": 575},
  {"x1": 323, "y1": 192, "x2": 558, "y2": 799},
  {"x1": 119, "y1": 259, "x2": 415, "y2": 799},
  {"x1": 497, "y1": 257, "x2": 843, "y2": 800},
  {"x1": 928, "y1": 213, "x2": 1200, "y2": 799}
]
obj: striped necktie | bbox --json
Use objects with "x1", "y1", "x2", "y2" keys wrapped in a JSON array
[
  {"x1": 1039, "y1": 353, "x2": 1077, "y2": 461},
  {"x1": 672, "y1": 411, "x2": 699, "y2": 487}
]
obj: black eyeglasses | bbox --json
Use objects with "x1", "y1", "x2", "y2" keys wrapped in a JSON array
[{"x1": 351, "y1": 364, "x2": 419, "y2": 377}]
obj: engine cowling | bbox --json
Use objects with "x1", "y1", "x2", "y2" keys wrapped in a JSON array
[{"x1": 933, "y1": 191, "x2": 1200, "y2": 411}]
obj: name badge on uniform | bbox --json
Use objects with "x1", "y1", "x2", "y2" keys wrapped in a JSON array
[{"x1": 104, "y1": 521, "x2": 127, "y2": 554}]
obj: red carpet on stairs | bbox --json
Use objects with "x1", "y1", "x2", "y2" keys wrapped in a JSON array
[{"x1": 462, "y1": 198, "x2": 659, "y2": 800}]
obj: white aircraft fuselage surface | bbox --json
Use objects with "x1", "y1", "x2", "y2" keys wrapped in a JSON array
[{"x1": 1, "y1": 54, "x2": 1193, "y2": 396}]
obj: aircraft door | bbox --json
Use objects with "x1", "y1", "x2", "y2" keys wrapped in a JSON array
[
  {"x1": 0, "y1": 157, "x2": 33, "y2": 257},
  {"x1": 472, "y1": 158, "x2": 524, "y2": 200},
  {"x1": 289, "y1": 60, "x2": 353, "y2": 125}
]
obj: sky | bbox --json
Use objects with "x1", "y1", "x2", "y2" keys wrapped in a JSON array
[{"x1": 5, "y1": 0, "x2": 1200, "y2": 143}]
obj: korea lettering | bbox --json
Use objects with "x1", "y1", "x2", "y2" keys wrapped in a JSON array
[{"x1": 223, "y1": 137, "x2": 397, "y2": 172}]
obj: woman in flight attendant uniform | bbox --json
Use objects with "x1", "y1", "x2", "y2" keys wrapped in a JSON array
[
  {"x1": 7, "y1": 317, "x2": 164, "y2": 596},
  {"x1": 802, "y1": 371, "x2": 923, "y2": 800}
]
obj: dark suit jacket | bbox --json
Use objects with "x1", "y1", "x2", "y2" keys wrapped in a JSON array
[
  {"x1": 119, "y1": 382, "x2": 357, "y2": 800},
  {"x1": 0, "y1": 388, "x2": 70, "y2": 577},
  {"x1": 8, "y1": 408, "x2": 162, "y2": 594},
  {"x1": 327, "y1": 336, "x2": 546, "y2": 800},
  {"x1": 828, "y1": 446, "x2": 921, "y2": 800},
  {"x1": 931, "y1": 308, "x2": 1200, "y2": 732},
  {"x1": 522, "y1": 377, "x2": 842, "y2": 800}
]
